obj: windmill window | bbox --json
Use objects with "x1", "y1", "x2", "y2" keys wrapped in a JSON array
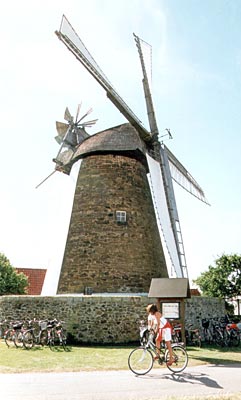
[{"x1": 116, "y1": 210, "x2": 127, "y2": 223}]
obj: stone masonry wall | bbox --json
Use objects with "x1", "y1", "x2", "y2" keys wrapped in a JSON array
[
  {"x1": 0, "y1": 295, "x2": 226, "y2": 344},
  {"x1": 185, "y1": 296, "x2": 226, "y2": 330},
  {"x1": 57, "y1": 153, "x2": 168, "y2": 294}
]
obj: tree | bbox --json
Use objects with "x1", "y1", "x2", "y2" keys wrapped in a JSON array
[
  {"x1": 0, "y1": 253, "x2": 28, "y2": 295},
  {"x1": 194, "y1": 253, "x2": 241, "y2": 299}
]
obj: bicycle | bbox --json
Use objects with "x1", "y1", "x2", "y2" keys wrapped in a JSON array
[
  {"x1": 172, "y1": 322, "x2": 183, "y2": 344},
  {"x1": 0, "y1": 319, "x2": 9, "y2": 340},
  {"x1": 47, "y1": 319, "x2": 68, "y2": 351},
  {"x1": 4, "y1": 320, "x2": 26, "y2": 348},
  {"x1": 224, "y1": 321, "x2": 240, "y2": 347},
  {"x1": 202, "y1": 318, "x2": 213, "y2": 344},
  {"x1": 185, "y1": 323, "x2": 201, "y2": 347},
  {"x1": 211, "y1": 319, "x2": 226, "y2": 347},
  {"x1": 128, "y1": 330, "x2": 188, "y2": 375},
  {"x1": 23, "y1": 319, "x2": 49, "y2": 350}
]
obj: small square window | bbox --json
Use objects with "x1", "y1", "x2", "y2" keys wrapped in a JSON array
[{"x1": 116, "y1": 210, "x2": 127, "y2": 223}]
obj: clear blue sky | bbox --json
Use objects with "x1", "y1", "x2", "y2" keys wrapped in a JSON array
[{"x1": 1, "y1": 0, "x2": 241, "y2": 294}]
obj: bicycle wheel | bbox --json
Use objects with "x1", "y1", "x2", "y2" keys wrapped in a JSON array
[
  {"x1": 48, "y1": 329, "x2": 56, "y2": 351},
  {"x1": 204, "y1": 328, "x2": 212, "y2": 344},
  {"x1": 229, "y1": 330, "x2": 240, "y2": 347},
  {"x1": 39, "y1": 330, "x2": 48, "y2": 346},
  {"x1": 128, "y1": 347, "x2": 154, "y2": 375},
  {"x1": 5, "y1": 330, "x2": 16, "y2": 348},
  {"x1": 214, "y1": 330, "x2": 225, "y2": 347},
  {"x1": 165, "y1": 345, "x2": 188, "y2": 373},
  {"x1": 23, "y1": 331, "x2": 34, "y2": 349},
  {"x1": 59, "y1": 330, "x2": 68, "y2": 351},
  {"x1": 194, "y1": 335, "x2": 202, "y2": 348},
  {"x1": 14, "y1": 331, "x2": 24, "y2": 348}
]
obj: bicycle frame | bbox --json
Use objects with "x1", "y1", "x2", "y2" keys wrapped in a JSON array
[
  {"x1": 128, "y1": 329, "x2": 188, "y2": 375},
  {"x1": 143, "y1": 330, "x2": 179, "y2": 364}
]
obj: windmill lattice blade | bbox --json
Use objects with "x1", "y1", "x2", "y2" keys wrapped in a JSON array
[
  {"x1": 147, "y1": 154, "x2": 183, "y2": 278},
  {"x1": 56, "y1": 121, "x2": 69, "y2": 137},
  {"x1": 80, "y1": 118, "x2": 98, "y2": 127},
  {"x1": 64, "y1": 107, "x2": 73, "y2": 122},
  {"x1": 133, "y1": 33, "x2": 158, "y2": 139},
  {"x1": 165, "y1": 145, "x2": 210, "y2": 205},
  {"x1": 77, "y1": 108, "x2": 93, "y2": 124},
  {"x1": 55, "y1": 135, "x2": 63, "y2": 145},
  {"x1": 134, "y1": 33, "x2": 153, "y2": 92},
  {"x1": 75, "y1": 102, "x2": 82, "y2": 122},
  {"x1": 56, "y1": 15, "x2": 151, "y2": 143}
]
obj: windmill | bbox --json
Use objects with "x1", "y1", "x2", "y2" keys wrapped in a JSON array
[
  {"x1": 36, "y1": 104, "x2": 97, "y2": 188},
  {"x1": 53, "y1": 15, "x2": 209, "y2": 294},
  {"x1": 54, "y1": 104, "x2": 97, "y2": 172}
]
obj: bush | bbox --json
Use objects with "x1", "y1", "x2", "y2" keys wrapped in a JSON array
[{"x1": 0, "y1": 253, "x2": 28, "y2": 295}]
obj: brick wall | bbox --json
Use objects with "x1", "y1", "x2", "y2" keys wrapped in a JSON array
[{"x1": 16, "y1": 268, "x2": 46, "y2": 295}]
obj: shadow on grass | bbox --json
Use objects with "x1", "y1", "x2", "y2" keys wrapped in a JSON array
[
  {"x1": 191, "y1": 356, "x2": 241, "y2": 366},
  {"x1": 49, "y1": 345, "x2": 72, "y2": 353},
  {"x1": 22, "y1": 346, "x2": 45, "y2": 352},
  {"x1": 16, "y1": 344, "x2": 73, "y2": 352},
  {"x1": 187, "y1": 344, "x2": 241, "y2": 366}
]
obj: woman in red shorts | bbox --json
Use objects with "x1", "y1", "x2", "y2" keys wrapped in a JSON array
[{"x1": 147, "y1": 304, "x2": 174, "y2": 365}]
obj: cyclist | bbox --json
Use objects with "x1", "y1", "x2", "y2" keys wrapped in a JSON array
[
  {"x1": 146, "y1": 304, "x2": 174, "y2": 365},
  {"x1": 146, "y1": 304, "x2": 158, "y2": 331}
]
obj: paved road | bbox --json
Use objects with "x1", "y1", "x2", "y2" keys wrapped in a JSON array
[{"x1": 0, "y1": 364, "x2": 241, "y2": 400}]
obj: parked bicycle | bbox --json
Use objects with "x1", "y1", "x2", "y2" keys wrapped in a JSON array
[
  {"x1": 202, "y1": 318, "x2": 213, "y2": 344},
  {"x1": 211, "y1": 318, "x2": 226, "y2": 347},
  {"x1": 128, "y1": 328, "x2": 188, "y2": 375},
  {"x1": 4, "y1": 320, "x2": 27, "y2": 348},
  {"x1": 172, "y1": 323, "x2": 183, "y2": 344},
  {"x1": 2, "y1": 316, "x2": 69, "y2": 351},
  {"x1": 23, "y1": 319, "x2": 49, "y2": 349},
  {"x1": 185, "y1": 323, "x2": 201, "y2": 347},
  {"x1": 224, "y1": 319, "x2": 240, "y2": 347},
  {"x1": 201, "y1": 316, "x2": 240, "y2": 347},
  {"x1": 47, "y1": 319, "x2": 68, "y2": 351},
  {"x1": 0, "y1": 319, "x2": 9, "y2": 340}
]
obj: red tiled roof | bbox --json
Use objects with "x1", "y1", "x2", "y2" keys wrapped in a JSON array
[
  {"x1": 16, "y1": 268, "x2": 47, "y2": 295},
  {"x1": 190, "y1": 288, "x2": 201, "y2": 296}
]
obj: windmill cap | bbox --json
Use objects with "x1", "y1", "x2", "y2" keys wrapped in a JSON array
[{"x1": 73, "y1": 123, "x2": 147, "y2": 160}]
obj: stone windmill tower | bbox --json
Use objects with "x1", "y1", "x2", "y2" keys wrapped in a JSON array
[
  {"x1": 46, "y1": 16, "x2": 209, "y2": 295},
  {"x1": 57, "y1": 122, "x2": 168, "y2": 294}
]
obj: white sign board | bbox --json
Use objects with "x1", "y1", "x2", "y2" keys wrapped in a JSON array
[{"x1": 162, "y1": 302, "x2": 180, "y2": 319}]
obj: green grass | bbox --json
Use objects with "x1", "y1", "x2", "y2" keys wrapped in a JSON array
[{"x1": 0, "y1": 339, "x2": 241, "y2": 373}]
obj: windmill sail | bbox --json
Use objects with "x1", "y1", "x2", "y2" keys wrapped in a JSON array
[
  {"x1": 55, "y1": 121, "x2": 69, "y2": 143},
  {"x1": 134, "y1": 33, "x2": 188, "y2": 278},
  {"x1": 55, "y1": 15, "x2": 151, "y2": 143},
  {"x1": 147, "y1": 153, "x2": 184, "y2": 278},
  {"x1": 165, "y1": 145, "x2": 210, "y2": 205},
  {"x1": 133, "y1": 33, "x2": 158, "y2": 140}
]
